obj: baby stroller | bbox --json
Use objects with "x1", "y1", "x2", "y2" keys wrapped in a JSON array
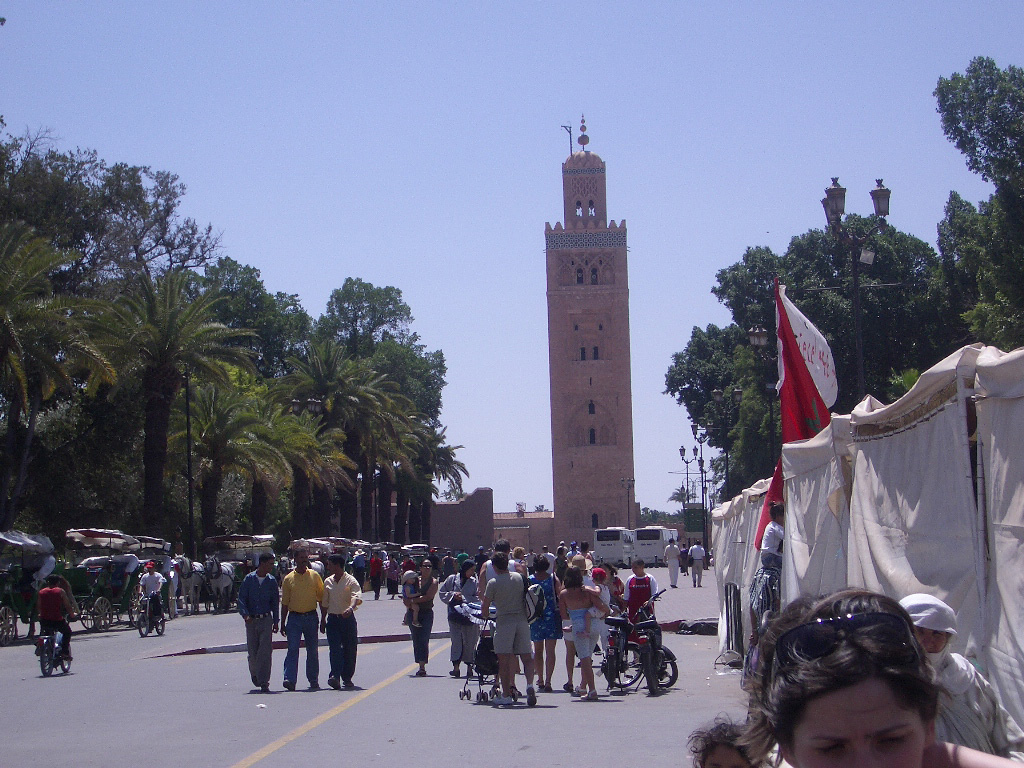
[{"x1": 457, "y1": 602, "x2": 501, "y2": 703}]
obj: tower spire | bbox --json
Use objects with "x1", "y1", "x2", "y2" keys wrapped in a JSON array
[{"x1": 578, "y1": 114, "x2": 589, "y2": 151}]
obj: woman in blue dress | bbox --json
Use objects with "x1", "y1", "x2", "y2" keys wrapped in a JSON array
[{"x1": 530, "y1": 555, "x2": 562, "y2": 693}]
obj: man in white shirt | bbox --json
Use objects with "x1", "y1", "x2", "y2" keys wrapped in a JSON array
[
  {"x1": 664, "y1": 538, "x2": 682, "y2": 588},
  {"x1": 760, "y1": 503, "x2": 785, "y2": 569},
  {"x1": 139, "y1": 561, "x2": 167, "y2": 616},
  {"x1": 687, "y1": 542, "x2": 706, "y2": 587},
  {"x1": 320, "y1": 554, "x2": 362, "y2": 689}
]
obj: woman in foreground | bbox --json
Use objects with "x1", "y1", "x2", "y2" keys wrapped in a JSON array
[{"x1": 743, "y1": 588, "x2": 1017, "y2": 768}]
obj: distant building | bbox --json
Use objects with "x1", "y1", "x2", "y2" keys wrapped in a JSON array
[
  {"x1": 545, "y1": 117, "x2": 638, "y2": 546},
  {"x1": 430, "y1": 488, "x2": 494, "y2": 553},
  {"x1": 493, "y1": 507, "x2": 555, "y2": 552}
]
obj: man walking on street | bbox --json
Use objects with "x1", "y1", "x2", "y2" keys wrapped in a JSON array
[
  {"x1": 664, "y1": 538, "x2": 681, "y2": 588},
  {"x1": 237, "y1": 552, "x2": 279, "y2": 692},
  {"x1": 688, "y1": 541, "x2": 706, "y2": 587},
  {"x1": 479, "y1": 551, "x2": 537, "y2": 707},
  {"x1": 280, "y1": 547, "x2": 324, "y2": 691},
  {"x1": 321, "y1": 554, "x2": 361, "y2": 690}
]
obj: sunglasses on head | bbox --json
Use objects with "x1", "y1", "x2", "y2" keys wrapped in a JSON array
[{"x1": 772, "y1": 611, "x2": 919, "y2": 674}]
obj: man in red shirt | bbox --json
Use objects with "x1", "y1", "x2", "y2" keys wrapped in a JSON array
[
  {"x1": 368, "y1": 551, "x2": 384, "y2": 600},
  {"x1": 37, "y1": 575, "x2": 76, "y2": 660}
]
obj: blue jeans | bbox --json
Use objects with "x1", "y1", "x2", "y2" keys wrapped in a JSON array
[
  {"x1": 325, "y1": 613, "x2": 358, "y2": 684},
  {"x1": 408, "y1": 608, "x2": 433, "y2": 664},
  {"x1": 283, "y1": 611, "x2": 319, "y2": 686}
]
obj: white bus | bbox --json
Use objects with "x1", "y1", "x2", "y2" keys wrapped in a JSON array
[
  {"x1": 634, "y1": 526, "x2": 677, "y2": 566},
  {"x1": 593, "y1": 527, "x2": 635, "y2": 567}
]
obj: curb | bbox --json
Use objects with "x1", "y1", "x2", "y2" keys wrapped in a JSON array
[
  {"x1": 150, "y1": 631, "x2": 450, "y2": 658},
  {"x1": 152, "y1": 621, "x2": 686, "y2": 658}
]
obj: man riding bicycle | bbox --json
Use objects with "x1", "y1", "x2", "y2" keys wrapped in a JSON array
[
  {"x1": 139, "y1": 561, "x2": 166, "y2": 619},
  {"x1": 37, "y1": 574, "x2": 76, "y2": 660}
]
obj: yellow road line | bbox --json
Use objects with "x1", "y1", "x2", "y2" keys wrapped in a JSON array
[{"x1": 231, "y1": 641, "x2": 450, "y2": 768}]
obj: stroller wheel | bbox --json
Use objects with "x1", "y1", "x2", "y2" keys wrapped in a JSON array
[{"x1": 480, "y1": 691, "x2": 489, "y2": 703}]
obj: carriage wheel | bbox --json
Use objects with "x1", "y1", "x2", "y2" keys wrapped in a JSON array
[
  {"x1": 78, "y1": 599, "x2": 94, "y2": 631},
  {"x1": 0, "y1": 605, "x2": 17, "y2": 646},
  {"x1": 92, "y1": 597, "x2": 112, "y2": 632}
]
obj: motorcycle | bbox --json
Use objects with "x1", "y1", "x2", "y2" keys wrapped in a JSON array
[
  {"x1": 36, "y1": 630, "x2": 71, "y2": 677},
  {"x1": 602, "y1": 589, "x2": 678, "y2": 694},
  {"x1": 137, "y1": 593, "x2": 166, "y2": 637}
]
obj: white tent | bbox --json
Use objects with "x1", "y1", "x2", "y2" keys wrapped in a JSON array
[{"x1": 712, "y1": 344, "x2": 1024, "y2": 729}]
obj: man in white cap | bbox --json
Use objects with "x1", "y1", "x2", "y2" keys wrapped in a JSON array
[{"x1": 899, "y1": 593, "x2": 1024, "y2": 760}]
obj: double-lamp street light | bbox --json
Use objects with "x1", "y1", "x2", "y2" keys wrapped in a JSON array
[{"x1": 821, "y1": 177, "x2": 891, "y2": 400}]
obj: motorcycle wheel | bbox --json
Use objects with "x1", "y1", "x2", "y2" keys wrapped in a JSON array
[
  {"x1": 644, "y1": 650, "x2": 662, "y2": 695},
  {"x1": 155, "y1": 616, "x2": 166, "y2": 636},
  {"x1": 658, "y1": 657, "x2": 679, "y2": 689},
  {"x1": 60, "y1": 654, "x2": 71, "y2": 674},
  {"x1": 40, "y1": 640, "x2": 54, "y2": 677},
  {"x1": 137, "y1": 613, "x2": 149, "y2": 637}
]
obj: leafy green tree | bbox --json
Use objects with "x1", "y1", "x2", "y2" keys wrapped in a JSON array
[
  {"x1": 936, "y1": 57, "x2": 1024, "y2": 347},
  {"x1": 203, "y1": 257, "x2": 311, "y2": 378},
  {"x1": 315, "y1": 277, "x2": 413, "y2": 357},
  {"x1": 93, "y1": 270, "x2": 254, "y2": 531},
  {"x1": 0, "y1": 131, "x2": 219, "y2": 297},
  {"x1": 667, "y1": 218, "x2": 968, "y2": 496}
]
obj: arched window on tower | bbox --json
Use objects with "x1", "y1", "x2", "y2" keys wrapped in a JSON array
[
  {"x1": 580, "y1": 347, "x2": 586, "y2": 361},
  {"x1": 588, "y1": 200, "x2": 596, "y2": 217},
  {"x1": 589, "y1": 428, "x2": 596, "y2": 445},
  {"x1": 576, "y1": 268, "x2": 584, "y2": 284},
  {"x1": 592, "y1": 346, "x2": 599, "y2": 360},
  {"x1": 576, "y1": 201, "x2": 583, "y2": 218},
  {"x1": 588, "y1": 401, "x2": 595, "y2": 415},
  {"x1": 590, "y1": 267, "x2": 598, "y2": 284}
]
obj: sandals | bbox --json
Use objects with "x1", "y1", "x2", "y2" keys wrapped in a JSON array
[
  {"x1": 562, "y1": 682, "x2": 575, "y2": 693},
  {"x1": 585, "y1": 690, "x2": 599, "y2": 701},
  {"x1": 415, "y1": 668, "x2": 427, "y2": 677}
]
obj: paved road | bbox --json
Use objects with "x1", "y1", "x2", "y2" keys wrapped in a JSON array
[{"x1": 0, "y1": 565, "x2": 744, "y2": 767}]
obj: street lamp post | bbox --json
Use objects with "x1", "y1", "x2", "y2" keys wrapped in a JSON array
[
  {"x1": 184, "y1": 371, "x2": 196, "y2": 561},
  {"x1": 678, "y1": 446, "x2": 698, "y2": 506},
  {"x1": 711, "y1": 387, "x2": 743, "y2": 501},
  {"x1": 821, "y1": 178, "x2": 891, "y2": 400},
  {"x1": 619, "y1": 477, "x2": 635, "y2": 530}
]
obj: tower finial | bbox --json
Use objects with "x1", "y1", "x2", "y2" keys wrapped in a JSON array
[{"x1": 577, "y1": 114, "x2": 589, "y2": 151}]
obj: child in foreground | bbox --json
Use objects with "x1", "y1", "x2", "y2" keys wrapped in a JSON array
[{"x1": 689, "y1": 718, "x2": 757, "y2": 768}]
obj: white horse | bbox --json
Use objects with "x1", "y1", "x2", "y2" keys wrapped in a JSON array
[
  {"x1": 204, "y1": 556, "x2": 235, "y2": 612},
  {"x1": 174, "y1": 556, "x2": 205, "y2": 615}
]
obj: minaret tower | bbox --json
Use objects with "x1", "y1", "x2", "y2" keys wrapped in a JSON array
[{"x1": 545, "y1": 117, "x2": 637, "y2": 546}]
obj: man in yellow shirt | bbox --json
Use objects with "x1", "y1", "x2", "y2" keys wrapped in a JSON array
[
  {"x1": 320, "y1": 553, "x2": 362, "y2": 689},
  {"x1": 280, "y1": 548, "x2": 324, "y2": 691}
]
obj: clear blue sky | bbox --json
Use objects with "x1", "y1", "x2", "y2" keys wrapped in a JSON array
[{"x1": 1, "y1": 3, "x2": 1020, "y2": 519}]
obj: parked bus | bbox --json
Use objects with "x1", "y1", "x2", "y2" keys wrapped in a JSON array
[
  {"x1": 593, "y1": 527, "x2": 634, "y2": 567},
  {"x1": 634, "y1": 526, "x2": 677, "y2": 566}
]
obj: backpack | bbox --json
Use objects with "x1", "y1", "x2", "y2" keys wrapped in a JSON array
[{"x1": 523, "y1": 576, "x2": 546, "y2": 624}]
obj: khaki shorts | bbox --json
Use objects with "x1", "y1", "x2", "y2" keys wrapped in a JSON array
[{"x1": 493, "y1": 616, "x2": 532, "y2": 655}]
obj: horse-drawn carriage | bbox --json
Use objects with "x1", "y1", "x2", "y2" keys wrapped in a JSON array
[
  {"x1": 0, "y1": 531, "x2": 56, "y2": 645},
  {"x1": 202, "y1": 534, "x2": 275, "y2": 612},
  {"x1": 64, "y1": 528, "x2": 144, "y2": 632}
]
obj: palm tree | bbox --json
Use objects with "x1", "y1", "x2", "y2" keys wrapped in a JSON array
[
  {"x1": 278, "y1": 340, "x2": 401, "y2": 538},
  {"x1": 93, "y1": 269, "x2": 253, "y2": 530},
  {"x1": 169, "y1": 384, "x2": 287, "y2": 538},
  {"x1": 0, "y1": 224, "x2": 113, "y2": 528}
]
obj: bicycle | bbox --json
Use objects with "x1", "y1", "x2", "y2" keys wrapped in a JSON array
[{"x1": 137, "y1": 593, "x2": 166, "y2": 637}]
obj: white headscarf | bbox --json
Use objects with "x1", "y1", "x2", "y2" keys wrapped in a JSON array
[{"x1": 899, "y1": 593, "x2": 972, "y2": 695}]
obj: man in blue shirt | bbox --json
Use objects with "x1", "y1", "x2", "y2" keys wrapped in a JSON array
[{"x1": 237, "y1": 552, "x2": 279, "y2": 692}]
